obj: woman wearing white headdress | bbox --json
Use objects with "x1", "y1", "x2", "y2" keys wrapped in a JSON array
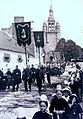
[{"x1": 32, "y1": 94, "x2": 52, "y2": 119}]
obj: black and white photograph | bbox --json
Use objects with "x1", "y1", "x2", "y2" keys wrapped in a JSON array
[{"x1": 0, "y1": 0, "x2": 83, "y2": 119}]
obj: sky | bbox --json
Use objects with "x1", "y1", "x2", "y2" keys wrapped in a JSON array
[{"x1": 0, "y1": 0, "x2": 83, "y2": 47}]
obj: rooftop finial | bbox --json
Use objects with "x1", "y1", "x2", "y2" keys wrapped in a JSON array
[
  {"x1": 50, "y1": 0, "x2": 53, "y2": 12},
  {"x1": 49, "y1": 0, "x2": 53, "y2": 16},
  {"x1": 48, "y1": 0, "x2": 54, "y2": 21},
  {"x1": 50, "y1": 0, "x2": 52, "y2": 9}
]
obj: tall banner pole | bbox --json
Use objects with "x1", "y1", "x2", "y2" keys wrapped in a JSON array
[
  {"x1": 33, "y1": 31, "x2": 44, "y2": 66},
  {"x1": 24, "y1": 45, "x2": 28, "y2": 67},
  {"x1": 15, "y1": 22, "x2": 31, "y2": 68}
]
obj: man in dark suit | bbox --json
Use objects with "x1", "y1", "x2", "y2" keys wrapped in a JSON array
[{"x1": 12, "y1": 65, "x2": 21, "y2": 91}]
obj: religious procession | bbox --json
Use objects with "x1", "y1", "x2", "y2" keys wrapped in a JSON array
[
  {"x1": 0, "y1": 61, "x2": 83, "y2": 119},
  {"x1": 16, "y1": 61, "x2": 83, "y2": 119},
  {"x1": 0, "y1": 1, "x2": 83, "y2": 119}
]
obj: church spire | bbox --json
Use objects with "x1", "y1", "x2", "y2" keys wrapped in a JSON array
[
  {"x1": 48, "y1": 3, "x2": 55, "y2": 22},
  {"x1": 48, "y1": 3, "x2": 55, "y2": 32},
  {"x1": 49, "y1": 4, "x2": 53, "y2": 16}
]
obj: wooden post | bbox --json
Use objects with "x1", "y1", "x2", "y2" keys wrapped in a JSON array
[{"x1": 24, "y1": 45, "x2": 28, "y2": 67}]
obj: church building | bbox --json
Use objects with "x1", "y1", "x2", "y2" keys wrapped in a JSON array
[{"x1": 42, "y1": 5, "x2": 61, "y2": 65}]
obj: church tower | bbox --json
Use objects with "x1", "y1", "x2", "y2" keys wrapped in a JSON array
[{"x1": 42, "y1": 4, "x2": 60, "y2": 64}]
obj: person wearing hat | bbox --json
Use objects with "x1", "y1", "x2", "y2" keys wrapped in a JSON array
[
  {"x1": 32, "y1": 94, "x2": 52, "y2": 119},
  {"x1": 12, "y1": 65, "x2": 21, "y2": 91},
  {"x1": 68, "y1": 94, "x2": 82, "y2": 119},
  {"x1": 49, "y1": 84, "x2": 70, "y2": 119},
  {"x1": 30, "y1": 64, "x2": 36, "y2": 83},
  {"x1": 63, "y1": 80, "x2": 71, "y2": 90},
  {"x1": 6, "y1": 68, "x2": 12, "y2": 89},
  {"x1": 62, "y1": 87, "x2": 71, "y2": 102}
]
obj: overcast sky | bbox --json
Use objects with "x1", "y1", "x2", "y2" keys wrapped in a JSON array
[{"x1": 0, "y1": 0, "x2": 83, "y2": 47}]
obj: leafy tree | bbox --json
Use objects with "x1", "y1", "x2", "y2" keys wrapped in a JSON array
[
  {"x1": 64, "y1": 40, "x2": 76, "y2": 61},
  {"x1": 55, "y1": 38, "x2": 66, "y2": 54},
  {"x1": 55, "y1": 38, "x2": 81, "y2": 62}
]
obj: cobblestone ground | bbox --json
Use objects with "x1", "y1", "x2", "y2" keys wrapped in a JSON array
[
  {"x1": 0, "y1": 76, "x2": 63, "y2": 119},
  {"x1": 0, "y1": 76, "x2": 82, "y2": 119}
]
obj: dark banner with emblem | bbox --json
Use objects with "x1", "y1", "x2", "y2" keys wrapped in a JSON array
[
  {"x1": 33, "y1": 31, "x2": 44, "y2": 48},
  {"x1": 15, "y1": 22, "x2": 31, "y2": 46}
]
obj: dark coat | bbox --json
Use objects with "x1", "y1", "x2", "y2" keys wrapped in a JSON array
[
  {"x1": 69, "y1": 103, "x2": 82, "y2": 119},
  {"x1": 22, "y1": 69, "x2": 27, "y2": 81},
  {"x1": 6, "y1": 70, "x2": 12, "y2": 85},
  {"x1": 79, "y1": 70, "x2": 83, "y2": 89},
  {"x1": 39, "y1": 67, "x2": 45, "y2": 80},
  {"x1": 22, "y1": 68, "x2": 32, "y2": 86},
  {"x1": 49, "y1": 95, "x2": 70, "y2": 119},
  {"x1": 35, "y1": 68, "x2": 42, "y2": 91},
  {"x1": 32, "y1": 111, "x2": 52, "y2": 119},
  {"x1": 0, "y1": 70, "x2": 3, "y2": 79},
  {"x1": 30, "y1": 67, "x2": 36, "y2": 79},
  {"x1": 46, "y1": 67, "x2": 51, "y2": 78},
  {"x1": 22, "y1": 68, "x2": 32, "y2": 81},
  {"x1": 13, "y1": 68, "x2": 21, "y2": 84},
  {"x1": 35, "y1": 68, "x2": 40, "y2": 80},
  {"x1": 0, "y1": 70, "x2": 3, "y2": 90},
  {"x1": 69, "y1": 81, "x2": 79, "y2": 96}
]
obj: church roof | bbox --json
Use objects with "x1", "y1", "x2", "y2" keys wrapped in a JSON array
[{"x1": 0, "y1": 30, "x2": 34, "y2": 56}]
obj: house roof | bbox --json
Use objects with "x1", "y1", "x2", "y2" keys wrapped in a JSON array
[{"x1": 0, "y1": 30, "x2": 34, "y2": 56}]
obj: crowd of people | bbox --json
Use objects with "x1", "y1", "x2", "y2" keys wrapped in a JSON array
[
  {"x1": 16, "y1": 62, "x2": 83, "y2": 119},
  {"x1": 0, "y1": 64, "x2": 49, "y2": 92},
  {"x1": 0, "y1": 62, "x2": 83, "y2": 119},
  {"x1": 0, "y1": 62, "x2": 83, "y2": 96},
  {"x1": 0, "y1": 65, "x2": 21, "y2": 92},
  {"x1": 16, "y1": 84, "x2": 83, "y2": 119},
  {"x1": 21, "y1": 64, "x2": 47, "y2": 92},
  {"x1": 48, "y1": 84, "x2": 82, "y2": 119}
]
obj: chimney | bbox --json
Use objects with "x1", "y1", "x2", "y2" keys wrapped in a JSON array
[{"x1": 14, "y1": 16, "x2": 24, "y2": 23}]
